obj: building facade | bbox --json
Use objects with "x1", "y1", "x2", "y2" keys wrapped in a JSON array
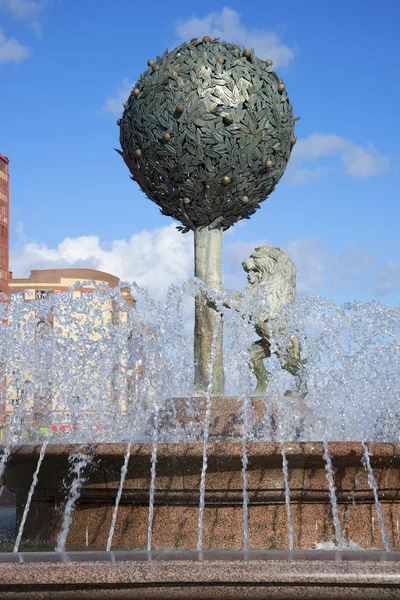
[
  {"x1": 2, "y1": 269, "x2": 136, "y2": 439},
  {"x1": 0, "y1": 153, "x2": 139, "y2": 439},
  {"x1": 9, "y1": 267, "x2": 135, "y2": 306},
  {"x1": 0, "y1": 154, "x2": 9, "y2": 296}
]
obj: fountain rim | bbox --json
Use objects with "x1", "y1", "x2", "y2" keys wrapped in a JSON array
[
  {"x1": 2, "y1": 441, "x2": 400, "y2": 459},
  {"x1": 1, "y1": 548, "x2": 400, "y2": 564},
  {"x1": 1, "y1": 549, "x2": 400, "y2": 600}
]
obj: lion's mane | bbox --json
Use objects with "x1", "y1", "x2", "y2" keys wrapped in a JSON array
[{"x1": 242, "y1": 246, "x2": 296, "y2": 317}]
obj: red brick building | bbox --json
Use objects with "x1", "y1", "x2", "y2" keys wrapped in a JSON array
[{"x1": 0, "y1": 154, "x2": 9, "y2": 296}]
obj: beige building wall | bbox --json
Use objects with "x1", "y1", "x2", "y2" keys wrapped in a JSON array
[
  {"x1": 2, "y1": 269, "x2": 137, "y2": 439},
  {"x1": 9, "y1": 268, "x2": 135, "y2": 306}
]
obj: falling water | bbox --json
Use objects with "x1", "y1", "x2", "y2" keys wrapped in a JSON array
[
  {"x1": 322, "y1": 440, "x2": 343, "y2": 550},
  {"x1": 144, "y1": 424, "x2": 162, "y2": 548},
  {"x1": 13, "y1": 440, "x2": 48, "y2": 553},
  {"x1": 55, "y1": 451, "x2": 92, "y2": 552},
  {"x1": 361, "y1": 441, "x2": 390, "y2": 551},
  {"x1": 281, "y1": 442, "x2": 294, "y2": 551},
  {"x1": 145, "y1": 346, "x2": 170, "y2": 551},
  {"x1": 0, "y1": 281, "x2": 399, "y2": 554},
  {"x1": 145, "y1": 283, "x2": 185, "y2": 552},
  {"x1": 146, "y1": 435, "x2": 158, "y2": 552},
  {"x1": 10, "y1": 291, "x2": 68, "y2": 553},
  {"x1": 0, "y1": 378, "x2": 35, "y2": 498},
  {"x1": 240, "y1": 395, "x2": 251, "y2": 551},
  {"x1": 107, "y1": 443, "x2": 131, "y2": 551},
  {"x1": 0, "y1": 408, "x2": 25, "y2": 485},
  {"x1": 0, "y1": 283, "x2": 399, "y2": 444},
  {"x1": 197, "y1": 317, "x2": 222, "y2": 551},
  {"x1": 0, "y1": 446, "x2": 11, "y2": 499},
  {"x1": 217, "y1": 286, "x2": 260, "y2": 552}
]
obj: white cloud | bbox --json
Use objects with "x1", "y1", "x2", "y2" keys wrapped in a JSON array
[
  {"x1": 287, "y1": 166, "x2": 330, "y2": 186},
  {"x1": 176, "y1": 7, "x2": 294, "y2": 68},
  {"x1": 329, "y1": 244, "x2": 400, "y2": 299},
  {"x1": 225, "y1": 237, "x2": 400, "y2": 300},
  {"x1": 375, "y1": 260, "x2": 400, "y2": 296},
  {"x1": 293, "y1": 134, "x2": 347, "y2": 161},
  {"x1": 15, "y1": 220, "x2": 26, "y2": 243},
  {"x1": 223, "y1": 236, "x2": 325, "y2": 296},
  {"x1": 0, "y1": 0, "x2": 46, "y2": 19},
  {"x1": 287, "y1": 133, "x2": 390, "y2": 184},
  {"x1": 105, "y1": 8, "x2": 294, "y2": 115},
  {"x1": 0, "y1": 0, "x2": 47, "y2": 34},
  {"x1": 103, "y1": 78, "x2": 134, "y2": 115},
  {"x1": 285, "y1": 238, "x2": 325, "y2": 295},
  {"x1": 10, "y1": 224, "x2": 400, "y2": 302},
  {"x1": 11, "y1": 226, "x2": 325, "y2": 301},
  {"x1": 10, "y1": 224, "x2": 194, "y2": 300},
  {"x1": 342, "y1": 142, "x2": 389, "y2": 178},
  {"x1": 0, "y1": 28, "x2": 30, "y2": 63},
  {"x1": 331, "y1": 242, "x2": 374, "y2": 287}
]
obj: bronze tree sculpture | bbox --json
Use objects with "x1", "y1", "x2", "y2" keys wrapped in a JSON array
[{"x1": 118, "y1": 36, "x2": 296, "y2": 394}]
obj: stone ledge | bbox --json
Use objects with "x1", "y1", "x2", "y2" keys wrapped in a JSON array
[
  {"x1": 22, "y1": 487, "x2": 400, "y2": 505},
  {"x1": 1, "y1": 551, "x2": 400, "y2": 599}
]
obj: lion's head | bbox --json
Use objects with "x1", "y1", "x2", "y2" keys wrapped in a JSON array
[{"x1": 242, "y1": 246, "x2": 296, "y2": 314}]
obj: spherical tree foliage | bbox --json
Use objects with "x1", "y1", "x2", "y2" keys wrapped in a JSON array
[{"x1": 118, "y1": 37, "x2": 296, "y2": 233}]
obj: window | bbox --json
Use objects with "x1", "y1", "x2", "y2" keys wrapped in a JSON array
[
  {"x1": 0, "y1": 205, "x2": 7, "y2": 224},
  {"x1": 0, "y1": 225, "x2": 7, "y2": 245},
  {"x1": 0, "y1": 247, "x2": 6, "y2": 271},
  {"x1": 36, "y1": 290, "x2": 52, "y2": 299}
]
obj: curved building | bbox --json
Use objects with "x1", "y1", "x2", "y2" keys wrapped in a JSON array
[{"x1": 9, "y1": 267, "x2": 135, "y2": 305}]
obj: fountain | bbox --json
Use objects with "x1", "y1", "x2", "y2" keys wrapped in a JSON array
[{"x1": 1, "y1": 36, "x2": 400, "y2": 599}]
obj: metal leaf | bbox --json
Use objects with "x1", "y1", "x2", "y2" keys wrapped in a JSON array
[{"x1": 119, "y1": 39, "x2": 295, "y2": 230}]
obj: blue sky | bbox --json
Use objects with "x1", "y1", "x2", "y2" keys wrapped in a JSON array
[{"x1": 1, "y1": 0, "x2": 399, "y2": 303}]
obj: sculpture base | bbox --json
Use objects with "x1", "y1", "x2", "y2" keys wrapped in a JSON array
[
  {"x1": 159, "y1": 395, "x2": 308, "y2": 441},
  {"x1": 159, "y1": 396, "x2": 275, "y2": 440},
  {"x1": 4, "y1": 441, "x2": 400, "y2": 551}
]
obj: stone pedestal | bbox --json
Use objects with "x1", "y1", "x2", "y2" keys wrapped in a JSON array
[
  {"x1": 4, "y1": 440, "x2": 400, "y2": 551},
  {"x1": 159, "y1": 396, "x2": 275, "y2": 441}
]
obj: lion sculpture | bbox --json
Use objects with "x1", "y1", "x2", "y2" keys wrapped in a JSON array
[{"x1": 241, "y1": 246, "x2": 306, "y2": 397}]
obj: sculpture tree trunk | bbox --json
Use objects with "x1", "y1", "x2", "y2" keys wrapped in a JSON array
[{"x1": 194, "y1": 226, "x2": 225, "y2": 395}]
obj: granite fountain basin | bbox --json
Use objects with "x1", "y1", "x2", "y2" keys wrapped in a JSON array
[
  {"x1": 2, "y1": 440, "x2": 400, "y2": 598},
  {"x1": 3, "y1": 440, "x2": 400, "y2": 552}
]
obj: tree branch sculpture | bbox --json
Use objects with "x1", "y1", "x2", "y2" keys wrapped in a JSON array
[{"x1": 117, "y1": 36, "x2": 297, "y2": 395}]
